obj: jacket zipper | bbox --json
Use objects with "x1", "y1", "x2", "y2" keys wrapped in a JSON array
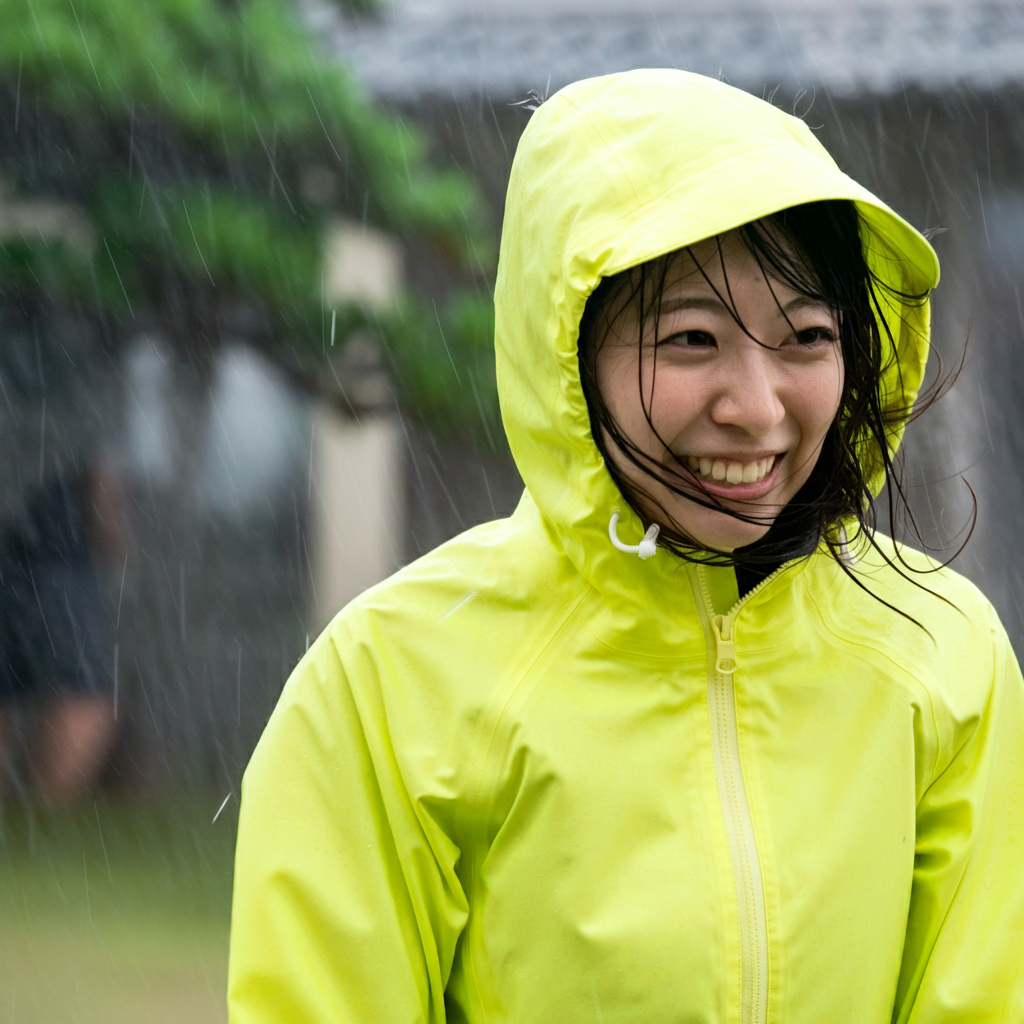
[{"x1": 696, "y1": 564, "x2": 780, "y2": 1024}]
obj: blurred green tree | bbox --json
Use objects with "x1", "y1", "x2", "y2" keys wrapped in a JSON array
[{"x1": 0, "y1": 0, "x2": 497, "y2": 439}]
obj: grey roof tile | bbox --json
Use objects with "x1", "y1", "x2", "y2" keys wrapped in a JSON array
[{"x1": 306, "y1": 2, "x2": 1024, "y2": 99}]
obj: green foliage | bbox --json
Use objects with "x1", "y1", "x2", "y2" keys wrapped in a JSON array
[
  {"x1": 0, "y1": 0, "x2": 474, "y2": 236},
  {"x1": 0, "y1": 0, "x2": 496, "y2": 437},
  {"x1": 94, "y1": 178, "x2": 322, "y2": 312},
  {"x1": 0, "y1": 233, "x2": 95, "y2": 297},
  {"x1": 382, "y1": 291, "x2": 502, "y2": 445}
]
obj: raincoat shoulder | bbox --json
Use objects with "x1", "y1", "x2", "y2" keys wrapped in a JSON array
[
  {"x1": 227, "y1": 495, "x2": 593, "y2": 1022},
  {"x1": 809, "y1": 539, "x2": 1024, "y2": 1020}
]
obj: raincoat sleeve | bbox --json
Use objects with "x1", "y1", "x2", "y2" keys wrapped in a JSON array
[
  {"x1": 227, "y1": 625, "x2": 468, "y2": 1023},
  {"x1": 892, "y1": 608, "x2": 1024, "y2": 1022}
]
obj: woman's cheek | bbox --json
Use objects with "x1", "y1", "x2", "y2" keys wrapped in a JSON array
[
  {"x1": 649, "y1": 370, "x2": 702, "y2": 435},
  {"x1": 823, "y1": 363, "x2": 845, "y2": 430},
  {"x1": 799, "y1": 360, "x2": 844, "y2": 437}
]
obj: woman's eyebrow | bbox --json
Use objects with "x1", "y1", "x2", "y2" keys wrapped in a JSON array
[
  {"x1": 659, "y1": 294, "x2": 832, "y2": 316},
  {"x1": 659, "y1": 295, "x2": 728, "y2": 314},
  {"x1": 780, "y1": 295, "x2": 832, "y2": 316}
]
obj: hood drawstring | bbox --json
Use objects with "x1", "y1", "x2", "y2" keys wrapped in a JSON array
[{"x1": 609, "y1": 512, "x2": 660, "y2": 560}]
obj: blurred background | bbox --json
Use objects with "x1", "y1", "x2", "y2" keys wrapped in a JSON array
[{"x1": 1, "y1": 0, "x2": 1022, "y2": 1019}]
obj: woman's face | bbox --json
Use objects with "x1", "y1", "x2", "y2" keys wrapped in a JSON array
[{"x1": 595, "y1": 231, "x2": 845, "y2": 552}]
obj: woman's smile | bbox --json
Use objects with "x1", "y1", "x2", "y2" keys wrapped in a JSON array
[
  {"x1": 677, "y1": 452, "x2": 782, "y2": 500},
  {"x1": 684, "y1": 454, "x2": 776, "y2": 484}
]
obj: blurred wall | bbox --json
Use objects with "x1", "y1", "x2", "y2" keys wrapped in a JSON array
[
  {"x1": 813, "y1": 90, "x2": 1024, "y2": 629},
  {"x1": 109, "y1": 337, "x2": 310, "y2": 794}
]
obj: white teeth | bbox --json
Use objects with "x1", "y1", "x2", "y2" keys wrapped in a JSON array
[{"x1": 688, "y1": 455, "x2": 775, "y2": 485}]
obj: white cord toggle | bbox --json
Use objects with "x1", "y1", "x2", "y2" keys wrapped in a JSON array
[{"x1": 608, "y1": 512, "x2": 660, "y2": 560}]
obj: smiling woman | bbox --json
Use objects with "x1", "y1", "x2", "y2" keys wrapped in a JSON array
[{"x1": 229, "y1": 70, "x2": 1024, "y2": 1024}]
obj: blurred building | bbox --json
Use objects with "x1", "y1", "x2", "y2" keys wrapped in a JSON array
[
  {"x1": 314, "y1": 0, "x2": 1024, "y2": 649},
  {"x1": 317, "y1": 0, "x2": 1024, "y2": 99}
]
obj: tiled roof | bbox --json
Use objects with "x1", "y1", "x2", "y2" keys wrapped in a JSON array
[{"x1": 308, "y1": 1, "x2": 1024, "y2": 100}]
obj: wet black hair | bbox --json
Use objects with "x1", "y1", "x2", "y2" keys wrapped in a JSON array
[{"x1": 577, "y1": 199, "x2": 968, "y2": 606}]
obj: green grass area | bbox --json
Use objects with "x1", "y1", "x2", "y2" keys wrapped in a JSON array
[{"x1": 0, "y1": 795, "x2": 237, "y2": 1023}]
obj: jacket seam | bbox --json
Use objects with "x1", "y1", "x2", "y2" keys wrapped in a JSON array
[
  {"x1": 891, "y1": 641, "x2": 1001, "y2": 1022},
  {"x1": 803, "y1": 583, "x2": 944, "y2": 791},
  {"x1": 916, "y1": 614, "x2": 1000, "y2": 797},
  {"x1": 462, "y1": 577, "x2": 594, "y2": 1021}
]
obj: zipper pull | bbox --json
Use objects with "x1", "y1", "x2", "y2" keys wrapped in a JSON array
[{"x1": 711, "y1": 614, "x2": 737, "y2": 674}]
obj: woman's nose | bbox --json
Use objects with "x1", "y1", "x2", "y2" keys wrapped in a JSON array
[{"x1": 709, "y1": 347, "x2": 785, "y2": 435}]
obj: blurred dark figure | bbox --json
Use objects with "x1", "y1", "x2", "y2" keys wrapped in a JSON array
[
  {"x1": 0, "y1": 303, "x2": 126, "y2": 805},
  {"x1": 0, "y1": 467, "x2": 126, "y2": 804}
]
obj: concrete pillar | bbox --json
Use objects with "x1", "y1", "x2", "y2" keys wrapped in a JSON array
[
  {"x1": 309, "y1": 409, "x2": 405, "y2": 632},
  {"x1": 310, "y1": 217, "x2": 405, "y2": 631}
]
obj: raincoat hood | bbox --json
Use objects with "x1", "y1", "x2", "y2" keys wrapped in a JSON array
[{"x1": 495, "y1": 69, "x2": 939, "y2": 591}]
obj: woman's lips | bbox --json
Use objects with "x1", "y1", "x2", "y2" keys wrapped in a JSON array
[{"x1": 677, "y1": 453, "x2": 784, "y2": 501}]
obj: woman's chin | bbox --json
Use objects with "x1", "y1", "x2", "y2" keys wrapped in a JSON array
[{"x1": 671, "y1": 507, "x2": 775, "y2": 554}]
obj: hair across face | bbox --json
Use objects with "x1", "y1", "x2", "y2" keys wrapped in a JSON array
[{"x1": 578, "y1": 199, "x2": 931, "y2": 572}]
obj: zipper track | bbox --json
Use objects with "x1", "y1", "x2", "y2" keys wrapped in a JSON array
[{"x1": 696, "y1": 564, "x2": 772, "y2": 1024}]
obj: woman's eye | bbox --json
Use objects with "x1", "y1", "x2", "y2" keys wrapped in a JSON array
[
  {"x1": 661, "y1": 330, "x2": 716, "y2": 348},
  {"x1": 793, "y1": 327, "x2": 836, "y2": 346}
]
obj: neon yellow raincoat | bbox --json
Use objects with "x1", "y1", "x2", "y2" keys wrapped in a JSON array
[{"x1": 229, "y1": 70, "x2": 1024, "y2": 1023}]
